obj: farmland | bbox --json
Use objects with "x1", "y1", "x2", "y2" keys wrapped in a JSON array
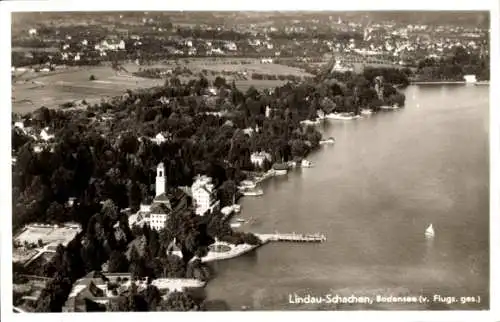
[{"x1": 12, "y1": 58, "x2": 313, "y2": 114}]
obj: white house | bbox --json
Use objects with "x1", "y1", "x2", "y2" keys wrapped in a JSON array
[
  {"x1": 250, "y1": 152, "x2": 272, "y2": 168},
  {"x1": 28, "y1": 28, "x2": 37, "y2": 36},
  {"x1": 74, "y1": 53, "x2": 81, "y2": 62},
  {"x1": 242, "y1": 127, "x2": 255, "y2": 136},
  {"x1": 260, "y1": 58, "x2": 273, "y2": 64},
  {"x1": 209, "y1": 48, "x2": 225, "y2": 55},
  {"x1": 152, "y1": 132, "x2": 171, "y2": 145},
  {"x1": 40, "y1": 128, "x2": 55, "y2": 141},
  {"x1": 118, "y1": 40, "x2": 126, "y2": 50},
  {"x1": 33, "y1": 145, "x2": 44, "y2": 153},
  {"x1": 464, "y1": 75, "x2": 477, "y2": 83},
  {"x1": 14, "y1": 121, "x2": 24, "y2": 130},
  {"x1": 225, "y1": 42, "x2": 238, "y2": 51},
  {"x1": 207, "y1": 87, "x2": 218, "y2": 96},
  {"x1": 191, "y1": 175, "x2": 220, "y2": 216}
]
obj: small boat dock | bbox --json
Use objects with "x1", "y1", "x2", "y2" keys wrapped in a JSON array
[{"x1": 256, "y1": 232, "x2": 327, "y2": 243}]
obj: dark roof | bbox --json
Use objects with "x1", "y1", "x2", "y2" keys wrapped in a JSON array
[
  {"x1": 153, "y1": 192, "x2": 170, "y2": 202},
  {"x1": 87, "y1": 281, "x2": 105, "y2": 297},
  {"x1": 150, "y1": 202, "x2": 170, "y2": 215}
]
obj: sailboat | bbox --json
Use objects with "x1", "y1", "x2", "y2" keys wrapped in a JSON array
[{"x1": 425, "y1": 224, "x2": 435, "y2": 238}]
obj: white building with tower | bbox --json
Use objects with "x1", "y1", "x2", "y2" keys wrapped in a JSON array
[
  {"x1": 128, "y1": 163, "x2": 172, "y2": 230},
  {"x1": 191, "y1": 175, "x2": 220, "y2": 216}
]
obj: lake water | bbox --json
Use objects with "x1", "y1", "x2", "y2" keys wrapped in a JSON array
[{"x1": 205, "y1": 85, "x2": 490, "y2": 310}]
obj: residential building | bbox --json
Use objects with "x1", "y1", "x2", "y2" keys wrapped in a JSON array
[
  {"x1": 152, "y1": 132, "x2": 172, "y2": 145},
  {"x1": 14, "y1": 121, "x2": 24, "y2": 130},
  {"x1": 225, "y1": 42, "x2": 238, "y2": 51},
  {"x1": 250, "y1": 151, "x2": 272, "y2": 168},
  {"x1": 40, "y1": 127, "x2": 55, "y2": 141},
  {"x1": 464, "y1": 74, "x2": 477, "y2": 83},
  {"x1": 191, "y1": 175, "x2": 220, "y2": 216}
]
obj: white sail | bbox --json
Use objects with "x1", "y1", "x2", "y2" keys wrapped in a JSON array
[{"x1": 425, "y1": 224, "x2": 435, "y2": 237}]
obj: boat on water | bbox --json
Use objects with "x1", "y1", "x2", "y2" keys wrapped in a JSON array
[
  {"x1": 272, "y1": 163, "x2": 289, "y2": 176},
  {"x1": 319, "y1": 137, "x2": 336, "y2": 145},
  {"x1": 379, "y1": 104, "x2": 400, "y2": 110},
  {"x1": 230, "y1": 222, "x2": 242, "y2": 228},
  {"x1": 425, "y1": 224, "x2": 435, "y2": 238},
  {"x1": 361, "y1": 109, "x2": 373, "y2": 116},
  {"x1": 326, "y1": 112, "x2": 361, "y2": 120},
  {"x1": 239, "y1": 180, "x2": 256, "y2": 189},
  {"x1": 242, "y1": 188, "x2": 264, "y2": 196},
  {"x1": 301, "y1": 159, "x2": 314, "y2": 168}
]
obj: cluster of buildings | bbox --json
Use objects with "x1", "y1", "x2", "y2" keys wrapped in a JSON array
[
  {"x1": 62, "y1": 271, "x2": 206, "y2": 312},
  {"x1": 13, "y1": 121, "x2": 56, "y2": 154},
  {"x1": 128, "y1": 163, "x2": 221, "y2": 231}
]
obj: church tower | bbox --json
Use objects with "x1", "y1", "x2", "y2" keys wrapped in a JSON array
[{"x1": 156, "y1": 162, "x2": 166, "y2": 196}]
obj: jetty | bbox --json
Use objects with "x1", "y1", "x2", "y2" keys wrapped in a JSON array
[{"x1": 256, "y1": 232, "x2": 327, "y2": 243}]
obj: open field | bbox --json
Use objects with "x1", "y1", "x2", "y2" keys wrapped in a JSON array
[
  {"x1": 12, "y1": 59, "x2": 311, "y2": 114},
  {"x1": 15, "y1": 224, "x2": 81, "y2": 246}
]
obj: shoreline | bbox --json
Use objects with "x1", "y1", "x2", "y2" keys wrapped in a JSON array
[{"x1": 410, "y1": 81, "x2": 489, "y2": 85}]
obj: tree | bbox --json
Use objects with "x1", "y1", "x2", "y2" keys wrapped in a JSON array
[
  {"x1": 101, "y1": 199, "x2": 119, "y2": 221},
  {"x1": 141, "y1": 284, "x2": 161, "y2": 310},
  {"x1": 108, "y1": 250, "x2": 130, "y2": 273},
  {"x1": 127, "y1": 181, "x2": 142, "y2": 211},
  {"x1": 46, "y1": 201, "x2": 66, "y2": 222},
  {"x1": 128, "y1": 246, "x2": 147, "y2": 278},
  {"x1": 160, "y1": 292, "x2": 203, "y2": 311},
  {"x1": 213, "y1": 76, "x2": 226, "y2": 88}
]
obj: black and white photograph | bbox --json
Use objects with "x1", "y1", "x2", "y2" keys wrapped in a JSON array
[{"x1": 1, "y1": 0, "x2": 498, "y2": 320}]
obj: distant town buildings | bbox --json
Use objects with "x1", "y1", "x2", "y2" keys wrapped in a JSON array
[{"x1": 94, "y1": 39, "x2": 126, "y2": 52}]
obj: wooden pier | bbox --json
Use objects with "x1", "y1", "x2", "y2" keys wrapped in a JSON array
[{"x1": 256, "y1": 232, "x2": 327, "y2": 243}]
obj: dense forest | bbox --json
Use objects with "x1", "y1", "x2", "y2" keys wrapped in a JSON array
[{"x1": 12, "y1": 69, "x2": 405, "y2": 311}]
